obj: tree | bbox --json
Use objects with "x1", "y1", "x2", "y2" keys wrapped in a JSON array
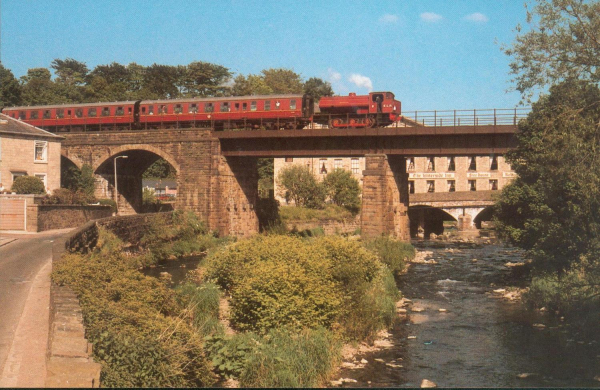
[
  {"x1": 504, "y1": 0, "x2": 600, "y2": 99},
  {"x1": 261, "y1": 68, "x2": 304, "y2": 94},
  {"x1": 494, "y1": 80, "x2": 600, "y2": 272},
  {"x1": 11, "y1": 176, "x2": 46, "y2": 194},
  {"x1": 142, "y1": 159, "x2": 177, "y2": 179},
  {"x1": 277, "y1": 165, "x2": 325, "y2": 209},
  {"x1": 51, "y1": 58, "x2": 88, "y2": 102},
  {"x1": 142, "y1": 64, "x2": 181, "y2": 99},
  {"x1": 304, "y1": 77, "x2": 333, "y2": 101},
  {"x1": 0, "y1": 64, "x2": 22, "y2": 107},
  {"x1": 20, "y1": 68, "x2": 60, "y2": 105},
  {"x1": 86, "y1": 62, "x2": 131, "y2": 101},
  {"x1": 322, "y1": 169, "x2": 361, "y2": 213},
  {"x1": 181, "y1": 61, "x2": 231, "y2": 97}
]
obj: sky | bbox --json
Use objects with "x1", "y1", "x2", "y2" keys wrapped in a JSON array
[{"x1": 1, "y1": 0, "x2": 530, "y2": 111}]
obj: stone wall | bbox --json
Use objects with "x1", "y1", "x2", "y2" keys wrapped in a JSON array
[
  {"x1": 34, "y1": 205, "x2": 113, "y2": 232},
  {"x1": 285, "y1": 217, "x2": 360, "y2": 236}
]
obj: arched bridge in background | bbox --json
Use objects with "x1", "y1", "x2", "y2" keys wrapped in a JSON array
[{"x1": 60, "y1": 110, "x2": 521, "y2": 239}]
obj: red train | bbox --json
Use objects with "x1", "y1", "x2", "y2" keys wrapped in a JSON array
[{"x1": 1, "y1": 91, "x2": 401, "y2": 132}]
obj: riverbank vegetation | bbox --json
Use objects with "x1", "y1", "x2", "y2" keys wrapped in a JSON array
[{"x1": 497, "y1": 0, "x2": 600, "y2": 321}]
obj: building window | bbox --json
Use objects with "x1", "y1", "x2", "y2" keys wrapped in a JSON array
[
  {"x1": 101, "y1": 107, "x2": 110, "y2": 117},
  {"x1": 220, "y1": 102, "x2": 229, "y2": 112},
  {"x1": 88, "y1": 108, "x2": 97, "y2": 117},
  {"x1": 12, "y1": 172, "x2": 26, "y2": 182},
  {"x1": 406, "y1": 157, "x2": 415, "y2": 172},
  {"x1": 469, "y1": 180, "x2": 477, "y2": 191},
  {"x1": 30, "y1": 111, "x2": 39, "y2": 119},
  {"x1": 251, "y1": 101, "x2": 257, "y2": 111},
  {"x1": 174, "y1": 104, "x2": 183, "y2": 114},
  {"x1": 285, "y1": 157, "x2": 293, "y2": 162},
  {"x1": 351, "y1": 158, "x2": 360, "y2": 174},
  {"x1": 468, "y1": 156, "x2": 477, "y2": 171},
  {"x1": 320, "y1": 158, "x2": 328, "y2": 174},
  {"x1": 34, "y1": 141, "x2": 48, "y2": 162},
  {"x1": 427, "y1": 157, "x2": 435, "y2": 171},
  {"x1": 290, "y1": 100, "x2": 297, "y2": 110},
  {"x1": 56, "y1": 109, "x2": 65, "y2": 119},
  {"x1": 116, "y1": 107, "x2": 124, "y2": 116},
  {"x1": 43, "y1": 110, "x2": 51, "y2": 119},
  {"x1": 334, "y1": 159, "x2": 342, "y2": 169},
  {"x1": 189, "y1": 103, "x2": 198, "y2": 113},
  {"x1": 409, "y1": 180, "x2": 415, "y2": 194},
  {"x1": 34, "y1": 174, "x2": 47, "y2": 189},
  {"x1": 447, "y1": 156, "x2": 455, "y2": 171},
  {"x1": 75, "y1": 108, "x2": 83, "y2": 118},
  {"x1": 448, "y1": 180, "x2": 456, "y2": 192},
  {"x1": 265, "y1": 101, "x2": 271, "y2": 111},
  {"x1": 490, "y1": 155, "x2": 498, "y2": 171},
  {"x1": 205, "y1": 103, "x2": 214, "y2": 113},
  {"x1": 427, "y1": 180, "x2": 435, "y2": 193},
  {"x1": 490, "y1": 179, "x2": 498, "y2": 191}
]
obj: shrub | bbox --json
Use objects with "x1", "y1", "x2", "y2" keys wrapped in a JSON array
[
  {"x1": 277, "y1": 165, "x2": 326, "y2": 209},
  {"x1": 98, "y1": 198, "x2": 117, "y2": 212},
  {"x1": 42, "y1": 188, "x2": 96, "y2": 205},
  {"x1": 142, "y1": 187, "x2": 157, "y2": 205},
  {"x1": 11, "y1": 175, "x2": 46, "y2": 194},
  {"x1": 322, "y1": 168, "x2": 361, "y2": 213},
  {"x1": 279, "y1": 204, "x2": 354, "y2": 222},
  {"x1": 62, "y1": 164, "x2": 96, "y2": 197},
  {"x1": 364, "y1": 236, "x2": 415, "y2": 275},
  {"x1": 176, "y1": 282, "x2": 224, "y2": 336},
  {"x1": 256, "y1": 196, "x2": 281, "y2": 232}
]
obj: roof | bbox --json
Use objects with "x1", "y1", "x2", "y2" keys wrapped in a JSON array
[{"x1": 0, "y1": 114, "x2": 63, "y2": 140}]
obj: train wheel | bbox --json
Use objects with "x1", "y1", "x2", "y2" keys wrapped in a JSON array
[{"x1": 329, "y1": 118, "x2": 343, "y2": 128}]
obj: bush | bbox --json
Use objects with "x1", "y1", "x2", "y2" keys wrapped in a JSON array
[
  {"x1": 11, "y1": 175, "x2": 46, "y2": 194},
  {"x1": 42, "y1": 188, "x2": 96, "y2": 205},
  {"x1": 322, "y1": 168, "x2": 361, "y2": 213},
  {"x1": 176, "y1": 282, "x2": 224, "y2": 336},
  {"x1": 279, "y1": 204, "x2": 355, "y2": 222},
  {"x1": 277, "y1": 165, "x2": 326, "y2": 209},
  {"x1": 364, "y1": 236, "x2": 415, "y2": 275},
  {"x1": 98, "y1": 198, "x2": 117, "y2": 212}
]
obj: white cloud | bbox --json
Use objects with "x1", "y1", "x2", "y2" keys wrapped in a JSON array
[
  {"x1": 464, "y1": 12, "x2": 489, "y2": 23},
  {"x1": 348, "y1": 74, "x2": 373, "y2": 92},
  {"x1": 420, "y1": 12, "x2": 443, "y2": 23},
  {"x1": 379, "y1": 14, "x2": 398, "y2": 24},
  {"x1": 327, "y1": 68, "x2": 342, "y2": 82}
]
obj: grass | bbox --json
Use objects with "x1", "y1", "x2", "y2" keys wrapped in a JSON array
[
  {"x1": 363, "y1": 236, "x2": 416, "y2": 275},
  {"x1": 279, "y1": 204, "x2": 355, "y2": 222}
]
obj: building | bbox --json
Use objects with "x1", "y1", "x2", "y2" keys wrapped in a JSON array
[{"x1": 0, "y1": 113, "x2": 63, "y2": 192}]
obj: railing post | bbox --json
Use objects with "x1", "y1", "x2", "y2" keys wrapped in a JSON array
[
  {"x1": 494, "y1": 108, "x2": 497, "y2": 126},
  {"x1": 514, "y1": 107, "x2": 517, "y2": 125},
  {"x1": 415, "y1": 111, "x2": 418, "y2": 125},
  {"x1": 434, "y1": 110, "x2": 437, "y2": 128},
  {"x1": 454, "y1": 110, "x2": 456, "y2": 127},
  {"x1": 473, "y1": 109, "x2": 476, "y2": 126}
]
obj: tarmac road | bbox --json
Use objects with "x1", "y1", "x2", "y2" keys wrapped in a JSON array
[{"x1": 0, "y1": 229, "x2": 72, "y2": 383}]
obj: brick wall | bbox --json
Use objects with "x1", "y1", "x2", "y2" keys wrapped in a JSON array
[{"x1": 35, "y1": 205, "x2": 113, "y2": 232}]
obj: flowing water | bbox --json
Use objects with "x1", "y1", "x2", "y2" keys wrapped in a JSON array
[
  {"x1": 338, "y1": 240, "x2": 600, "y2": 388},
  {"x1": 141, "y1": 255, "x2": 202, "y2": 285}
]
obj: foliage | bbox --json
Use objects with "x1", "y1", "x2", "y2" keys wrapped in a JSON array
[
  {"x1": 279, "y1": 204, "x2": 355, "y2": 222},
  {"x1": 322, "y1": 168, "x2": 362, "y2": 213},
  {"x1": 503, "y1": 0, "x2": 600, "y2": 99},
  {"x1": 364, "y1": 236, "x2": 415, "y2": 275},
  {"x1": 257, "y1": 158, "x2": 274, "y2": 198},
  {"x1": 142, "y1": 187, "x2": 157, "y2": 205},
  {"x1": 303, "y1": 77, "x2": 334, "y2": 101},
  {"x1": 0, "y1": 64, "x2": 22, "y2": 106},
  {"x1": 494, "y1": 80, "x2": 600, "y2": 273},
  {"x1": 176, "y1": 282, "x2": 224, "y2": 336},
  {"x1": 256, "y1": 197, "x2": 282, "y2": 232},
  {"x1": 98, "y1": 198, "x2": 117, "y2": 212},
  {"x1": 42, "y1": 188, "x2": 96, "y2": 205},
  {"x1": 11, "y1": 175, "x2": 46, "y2": 194},
  {"x1": 204, "y1": 235, "x2": 400, "y2": 340},
  {"x1": 142, "y1": 159, "x2": 177, "y2": 179},
  {"x1": 62, "y1": 163, "x2": 96, "y2": 199},
  {"x1": 277, "y1": 165, "x2": 326, "y2": 209},
  {"x1": 51, "y1": 229, "x2": 216, "y2": 387}
]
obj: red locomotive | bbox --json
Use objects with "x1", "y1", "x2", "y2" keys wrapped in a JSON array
[{"x1": 1, "y1": 91, "x2": 400, "y2": 132}]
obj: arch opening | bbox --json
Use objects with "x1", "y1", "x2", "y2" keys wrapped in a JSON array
[
  {"x1": 473, "y1": 205, "x2": 495, "y2": 230},
  {"x1": 408, "y1": 206, "x2": 457, "y2": 238}
]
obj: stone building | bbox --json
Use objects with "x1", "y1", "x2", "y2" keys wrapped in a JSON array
[{"x1": 0, "y1": 113, "x2": 62, "y2": 192}]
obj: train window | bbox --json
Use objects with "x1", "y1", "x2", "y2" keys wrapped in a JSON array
[
  {"x1": 56, "y1": 109, "x2": 64, "y2": 119},
  {"x1": 43, "y1": 110, "x2": 51, "y2": 119},
  {"x1": 290, "y1": 100, "x2": 296, "y2": 110},
  {"x1": 148, "y1": 105, "x2": 154, "y2": 115},
  {"x1": 174, "y1": 104, "x2": 182, "y2": 114},
  {"x1": 142, "y1": 107, "x2": 146, "y2": 114},
  {"x1": 75, "y1": 109, "x2": 83, "y2": 118},
  {"x1": 88, "y1": 108, "x2": 97, "y2": 117},
  {"x1": 243, "y1": 102, "x2": 247, "y2": 110},
  {"x1": 19, "y1": 111, "x2": 26, "y2": 120},
  {"x1": 101, "y1": 107, "x2": 110, "y2": 117},
  {"x1": 30, "y1": 111, "x2": 39, "y2": 119},
  {"x1": 220, "y1": 102, "x2": 229, "y2": 112},
  {"x1": 67, "y1": 110, "x2": 72, "y2": 116},
  {"x1": 265, "y1": 101, "x2": 271, "y2": 111},
  {"x1": 372, "y1": 94, "x2": 384, "y2": 102},
  {"x1": 116, "y1": 107, "x2": 124, "y2": 116},
  {"x1": 234, "y1": 103, "x2": 240, "y2": 110},
  {"x1": 159, "y1": 105, "x2": 167, "y2": 114},
  {"x1": 251, "y1": 101, "x2": 257, "y2": 111},
  {"x1": 189, "y1": 104, "x2": 198, "y2": 113},
  {"x1": 205, "y1": 103, "x2": 214, "y2": 113}
]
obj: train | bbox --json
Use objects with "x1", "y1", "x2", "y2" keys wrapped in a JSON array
[{"x1": 1, "y1": 91, "x2": 401, "y2": 132}]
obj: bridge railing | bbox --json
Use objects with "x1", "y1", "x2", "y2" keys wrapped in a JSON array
[{"x1": 401, "y1": 108, "x2": 531, "y2": 127}]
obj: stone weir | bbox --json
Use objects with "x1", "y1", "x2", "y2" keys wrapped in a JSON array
[{"x1": 47, "y1": 212, "x2": 174, "y2": 387}]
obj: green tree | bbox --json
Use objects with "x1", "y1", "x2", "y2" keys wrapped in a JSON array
[
  {"x1": 261, "y1": 68, "x2": 304, "y2": 94},
  {"x1": 0, "y1": 64, "x2": 22, "y2": 107},
  {"x1": 504, "y1": 0, "x2": 600, "y2": 99},
  {"x1": 322, "y1": 168, "x2": 361, "y2": 213},
  {"x1": 181, "y1": 61, "x2": 231, "y2": 97},
  {"x1": 51, "y1": 58, "x2": 88, "y2": 102},
  {"x1": 11, "y1": 176, "x2": 46, "y2": 194},
  {"x1": 20, "y1": 68, "x2": 59, "y2": 105},
  {"x1": 495, "y1": 80, "x2": 600, "y2": 272},
  {"x1": 142, "y1": 159, "x2": 177, "y2": 179},
  {"x1": 304, "y1": 77, "x2": 333, "y2": 101},
  {"x1": 142, "y1": 64, "x2": 181, "y2": 99},
  {"x1": 86, "y1": 62, "x2": 131, "y2": 101},
  {"x1": 277, "y1": 165, "x2": 325, "y2": 209}
]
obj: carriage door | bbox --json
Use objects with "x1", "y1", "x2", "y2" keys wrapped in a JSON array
[{"x1": 371, "y1": 93, "x2": 384, "y2": 113}]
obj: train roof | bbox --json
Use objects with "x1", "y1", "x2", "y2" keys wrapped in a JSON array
[{"x1": 4, "y1": 94, "x2": 306, "y2": 111}]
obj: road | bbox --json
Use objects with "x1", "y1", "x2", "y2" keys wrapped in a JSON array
[{"x1": 0, "y1": 229, "x2": 72, "y2": 385}]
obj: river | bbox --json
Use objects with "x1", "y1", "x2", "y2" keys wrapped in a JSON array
[{"x1": 338, "y1": 240, "x2": 600, "y2": 388}]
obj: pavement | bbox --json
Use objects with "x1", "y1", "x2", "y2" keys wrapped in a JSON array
[{"x1": 0, "y1": 228, "x2": 73, "y2": 387}]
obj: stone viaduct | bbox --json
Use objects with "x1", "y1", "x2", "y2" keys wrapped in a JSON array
[{"x1": 60, "y1": 124, "x2": 517, "y2": 240}]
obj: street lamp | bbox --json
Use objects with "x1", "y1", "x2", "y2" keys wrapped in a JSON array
[{"x1": 114, "y1": 155, "x2": 128, "y2": 214}]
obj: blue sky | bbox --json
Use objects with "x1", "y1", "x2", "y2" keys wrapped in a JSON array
[{"x1": 1, "y1": 0, "x2": 528, "y2": 110}]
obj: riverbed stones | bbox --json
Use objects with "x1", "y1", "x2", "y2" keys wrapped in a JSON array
[
  {"x1": 412, "y1": 306, "x2": 425, "y2": 312},
  {"x1": 517, "y1": 373, "x2": 538, "y2": 379},
  {"x1": 420, "y1": 379, "x2": 437, "y2": 388},
  {"x1": 532, "y1": 323, "x2": 546, "y2": 329},
  {"x1": 360, "y1": 359, "x2": 368, "y2": 364}
]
